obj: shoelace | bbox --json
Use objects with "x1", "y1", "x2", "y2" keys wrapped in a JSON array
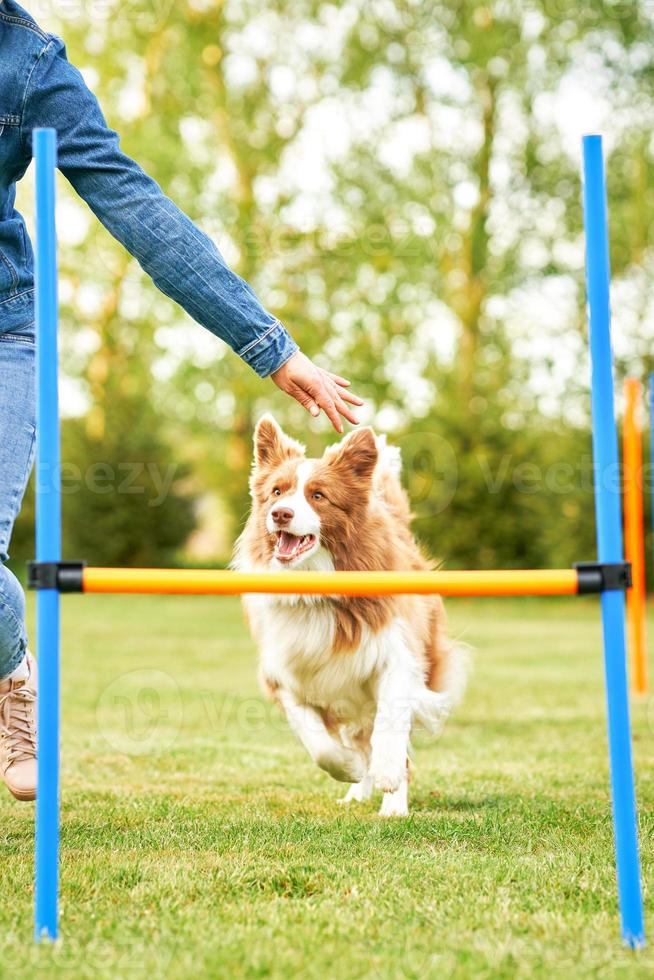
[{"x1": 0, "y1": 686, "x2": 36, "y2": 768}]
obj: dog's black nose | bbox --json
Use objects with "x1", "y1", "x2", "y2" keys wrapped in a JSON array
[{"x1": 271, "y1": 506, "x2": 294, "y2": 526}]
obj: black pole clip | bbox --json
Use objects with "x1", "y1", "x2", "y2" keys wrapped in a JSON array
[
  {"x1": 27, "y1": 561, "x2": 85, "y2": 593},
  {"x1": 574, "y1": 561, "x2": 632, "y2": 594}
]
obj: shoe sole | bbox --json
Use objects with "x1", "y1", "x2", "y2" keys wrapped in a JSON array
[{"x1": 6, "y1": 786, "x2": 36, "y2": 802}]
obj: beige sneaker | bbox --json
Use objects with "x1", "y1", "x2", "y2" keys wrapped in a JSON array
[{"x1": 0, "y1": 653, "x2": 37, "y2": 801}]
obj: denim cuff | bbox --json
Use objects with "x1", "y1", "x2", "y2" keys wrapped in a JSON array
[{"x1": 238, "y1": 320, "x2": 299, "y2": 378}]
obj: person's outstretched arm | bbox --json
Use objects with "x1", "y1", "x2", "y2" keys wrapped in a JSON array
[{"x1": 21, "y1": 37, "x2": 361, "y2": 431}]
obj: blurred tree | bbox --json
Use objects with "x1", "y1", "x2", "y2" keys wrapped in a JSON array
[
  {"x1": 11, "y1": 0, "x2": 654, "y2": 571},
  {"x1": 10, "y1": 409, "x2": 197, "y2": 571},
  {"x1": 60, "y1": 399, "x2": 197, "y2": 568}
]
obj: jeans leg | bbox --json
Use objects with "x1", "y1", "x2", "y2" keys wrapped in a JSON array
[
  {"x1": 0, "y1": 325, "x2": 36, "y2": 681},
  {"x1": 0, "y1": 564, "x2": 28, "y2": 680}
]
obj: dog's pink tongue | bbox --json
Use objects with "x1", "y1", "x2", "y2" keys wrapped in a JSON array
[{"x1": 278, "y1": 532, "x2": 298, "y2": 555}]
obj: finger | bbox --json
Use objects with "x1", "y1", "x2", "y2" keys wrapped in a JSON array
[
  {"x1": 325, "y1": 379, "x2": 363, "y2": 413},
  {"x1": 312, "y1": 384, "x2": 343, "y2": 433},
  {"x1": 288, "y1": 382, "x2": 320, "y2": 417},
  {"x1": 333, "y1": 395, "x2": 360, "y2": 427},
  {"x1": 326, "y1": 373, "x2": 364, "y2": 405},
  {"x1": 324, "y1": 380, "x2": 360, "y2": 426},
  {"x1": 327, "y1": 372, "x2": 351, "y2": 387},
  {"x1": 339, "y1": 388, "x2": 364, "y2": 407}
]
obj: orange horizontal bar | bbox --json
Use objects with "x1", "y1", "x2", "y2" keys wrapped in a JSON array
[{"x1": 82, "y1": 567, "x2": 580, "y2": 597}]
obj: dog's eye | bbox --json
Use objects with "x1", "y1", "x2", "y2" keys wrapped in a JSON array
[
  {"x1": 272, "y1": 488, "x2": 281, "y2": 496},
  {"x1": 312, "y1": 491, "x2": 323, "y2": 501}
]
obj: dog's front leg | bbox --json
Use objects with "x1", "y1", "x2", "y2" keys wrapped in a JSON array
[
  {"x1": 368, "y1": 662, "x2": 413, "y2": 798},
  {"x1": 278, "y1": 690, "x2": 366, "y2": 783}
]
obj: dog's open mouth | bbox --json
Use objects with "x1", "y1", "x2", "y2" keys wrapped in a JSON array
[{"x1": 274, "y1": 531, "x2": 317, "y2": 563}]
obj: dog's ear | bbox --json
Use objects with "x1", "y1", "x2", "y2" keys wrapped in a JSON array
[
  {"x1": 253, "y1": 414, "x2": 304, "y2": 469},
  {"x1": 327, "y1": 427, "x2": 378, "y2": 483}
]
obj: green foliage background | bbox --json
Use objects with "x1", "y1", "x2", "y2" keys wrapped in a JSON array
[{"x1": 10, "y1": 0, "x2": 654, "y2": 571}]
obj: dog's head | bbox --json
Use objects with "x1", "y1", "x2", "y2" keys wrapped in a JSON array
[{"x1": 245, "y1": 414, "x2": 379, "y2": 570}]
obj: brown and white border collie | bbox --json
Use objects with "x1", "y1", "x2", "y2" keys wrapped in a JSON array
[{"x1": 234, "y1": 415, "x2": 468, "y2": 816}]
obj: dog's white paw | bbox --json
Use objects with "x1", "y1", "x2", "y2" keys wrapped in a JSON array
[
  {"x1": 338, "y1": 776, "x2": 373, "y2": 805},
  {"x1": 369, "y1": 757, "x2": 405, "y2": 794},
  {"x1": 379, "y1": 792, "x2": 409, "y2": 818},
  {"x1": 316, "y1": 747, "x2": 367, "y2": 784}
]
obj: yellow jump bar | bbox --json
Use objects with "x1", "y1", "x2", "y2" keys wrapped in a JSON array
[{"x1": 81, "y1": 566, "x2": 581, "y2": 597}]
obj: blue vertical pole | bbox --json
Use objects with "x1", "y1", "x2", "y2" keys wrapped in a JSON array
[
  {"x1": 34, "y1": 128, "x2": 61, "y2": 942},
  {"x1": 582, "y1": 134, "x2": 645, "y2": 948}
]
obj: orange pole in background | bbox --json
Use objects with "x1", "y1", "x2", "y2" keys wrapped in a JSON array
[{"x1": 623, "y1": 379, "x2": 648, "y2": 695}]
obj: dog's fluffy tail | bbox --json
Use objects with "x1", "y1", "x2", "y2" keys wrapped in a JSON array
[
  {"x1": 414, "y1": 640, "x2": 472, "y2": 735},
  {"x1": 373, "y1": 432, "x2": 472, "y2": 734},
  {"x1": 374, "y1": 435, "x2": 413, "y2": 524}
]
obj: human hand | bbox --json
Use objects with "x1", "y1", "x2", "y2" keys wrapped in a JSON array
[{"x1": 271, "y1": 351, "x2": 363, "y2": 433}]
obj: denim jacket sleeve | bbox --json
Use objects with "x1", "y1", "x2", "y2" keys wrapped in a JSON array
[{"x1": 21, "y1": 38, "x2": 298, "y2": 377}]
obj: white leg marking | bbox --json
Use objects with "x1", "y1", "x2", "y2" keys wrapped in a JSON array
[
  {"x1": 338, "y1": 773, "x2": 374, "y2": 805},
  {"x1": 379, "y1": 776, "x2": 409, "y2": 817},
  {"x1": 368, "y1": 662, "x2": 414, "y2": 794},
  {"x1": 278, "y1": 690, "x2": 366, "y2": 783}
]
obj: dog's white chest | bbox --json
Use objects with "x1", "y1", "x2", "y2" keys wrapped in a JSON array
[{"x1": 245, "y1": 595, "x2": 388, "y2": 716}]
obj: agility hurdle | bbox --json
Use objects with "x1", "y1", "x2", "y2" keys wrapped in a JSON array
[{"x1": 29, "y1": 130, "x2": 645, "y2": 948}]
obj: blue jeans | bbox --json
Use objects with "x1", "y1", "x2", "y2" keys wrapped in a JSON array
[{"x1": 0, "y1": 322, "x2": 35, "y2": 680}]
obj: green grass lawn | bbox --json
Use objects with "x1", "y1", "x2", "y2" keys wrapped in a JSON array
[{"x1": 1, "y1": 594, "x2": 653, "y2": 978}]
